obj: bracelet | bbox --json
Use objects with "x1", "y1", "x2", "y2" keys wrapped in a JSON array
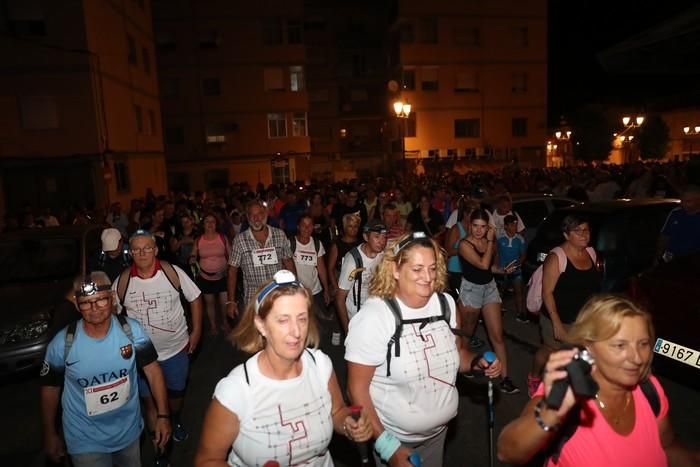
[
  {"x1": 156, "y1": 414, "x2": 170, "y2": 419},
  {"x1": 375, "y1": 430, "x2": 401, "y2": 462},
  {"x1": 225, "y1": 300, "x2": 236, "y2": 305},
  {"x1": 533, "y1": 400, "x2": 560, "y2": 432}
]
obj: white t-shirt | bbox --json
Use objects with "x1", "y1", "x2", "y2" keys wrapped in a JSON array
[
  {"x1": 293, "y1": 237, "x2": 326, "y2": 295},
  {"x1": 445, "y1": 209, "x2": 459, "y2": 229},
  {"x1": 214, "y1": 349, "x2": 334, "y2": 467},
  {"x1": 488, "y1": 210, "x2": 525, "y2": 238},
  {"x1": 113, "y1": 264, "x2": 201, "y2": 361},
  {"x1": 344, "y1": 294, "x2": 460, "y2": 442},
  {"x1": 337, "y1": 245, "x2": 383, "y2": 319}
]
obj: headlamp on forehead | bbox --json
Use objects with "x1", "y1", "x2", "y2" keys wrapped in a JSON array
[
  {"x1": 255, "y1": 270, "x2": 301, "y2": 314},
  {"x1": 76, "y1": 280, "x2": 111, "y2": 298},
  {"x1": 392, "y1": 231, "x2": 428, "y2": 256}
]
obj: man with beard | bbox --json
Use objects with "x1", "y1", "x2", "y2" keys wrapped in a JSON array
[{"x1": 226, "y1": 200, "x2": 296, "y2": 318}]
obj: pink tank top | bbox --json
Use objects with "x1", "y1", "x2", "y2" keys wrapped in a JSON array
[{"x1": 198, "y1": 235, "x2": 228, "y2": 281}]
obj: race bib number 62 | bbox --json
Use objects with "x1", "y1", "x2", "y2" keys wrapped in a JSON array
[{"x1": 84, "y1": 375, "x2": 130, "y2": 416}]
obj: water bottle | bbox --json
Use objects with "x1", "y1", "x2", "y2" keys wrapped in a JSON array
[{"x1": 408, "y1": 452, "x2": 421, "y2": 466}]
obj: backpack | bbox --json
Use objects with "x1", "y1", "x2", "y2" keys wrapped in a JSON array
[
  {"x1": 526, "y1": 246, "x2": 596, "y2": 314},
  {"x1": 64, "y1": 314, "x2": 133, "y2": 362},
  {"x1": 546, "y1": 378, "x2": 660, "y2": 464},
  {"x1": 346, "y1": 246, "x2": 364, "y2": 308},
  {"x1": 382, "y1": 292, "x2": 450, "y2": 377},
  {"x1": 116, "y1": 260, "x2": 186, "y2": 311},
  {"x1": 291, "y1": 236, "x2": 321, "y2": 255}
]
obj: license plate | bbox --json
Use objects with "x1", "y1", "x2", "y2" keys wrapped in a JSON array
[{"x1": 654, "y1": 338, "x2": 700, "y2": 369}]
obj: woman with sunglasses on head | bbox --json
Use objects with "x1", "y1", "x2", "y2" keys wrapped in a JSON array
[
  {"x1": 527, "y1": 215, "x2": 602, "y2": 397},
  {"x1": 195, "y1": 270, "x2": 372, "y2": 467},
  {"x1": 458, "y1": 209, "x2": 520, "y2": 394},
  {"x1": 345, "y1": 232, "x2": 501, "y2": 467}
]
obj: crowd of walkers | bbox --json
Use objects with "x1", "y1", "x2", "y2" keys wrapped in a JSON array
[{"x1": 34, "y1": 158, "x2": 700, "y2": 467}]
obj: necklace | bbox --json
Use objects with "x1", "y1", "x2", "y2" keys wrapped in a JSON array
[{"x1": 596, "y1": 391, "x2": 631, "y2": 425}]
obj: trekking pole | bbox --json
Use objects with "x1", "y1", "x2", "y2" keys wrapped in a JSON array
[{"x1": 483, "y1": 351, "x2": 497, "y2": 467}]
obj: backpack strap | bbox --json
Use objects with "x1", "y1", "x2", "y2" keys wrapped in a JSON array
[
  {"x1": 437, "y1": 292, "x2": 451, "y2": 326},
  {"x1": 116, "y1": 268, "x2": 132, "y2": 308},
  {"x1": 313, "y1": 237, "x2": 320, "y2": 255},
  {"x1": 349, "y1": 247, "x2": 363, "y2": 307},
  {"x1": 115, "y1": 313, "x2": 134, "y2": 343},
  {"x1": 384, "y1": 297, "x2": 403, "y2": 377},
  {"x1": 160, "y1": 260, "x2": 182, "y2": 292},
  {"x1": 551, "y1": 247, "x2": 568, "y2": 274},
  {"x1": 639, "y1": 378, "x2": 661, "y2": 417},
  {"x1": 64, "y1": 321, "x2": 78, "y2": 363}
]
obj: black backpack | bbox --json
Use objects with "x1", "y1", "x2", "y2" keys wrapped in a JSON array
[
  {"x1": 546, "y1": 378, "x2": 661, "y2": 464},
  {"x1": 346, "y1": 246, "x2": 364, "y2": 308},
  {"x1": 290, "y1": 236, "x2": 321, "y2": 255},
  {"x1": 382, "y1": 292, "x2": 450, "y2": 377}
]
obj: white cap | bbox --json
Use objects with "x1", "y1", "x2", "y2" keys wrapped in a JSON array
[{"x1": 101, "y1": 228, "x2": 122, "y2": 252}]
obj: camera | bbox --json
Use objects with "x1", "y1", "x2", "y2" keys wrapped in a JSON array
[{"x1": 544, "y1": 346, "x2": 599, "y2": 410}]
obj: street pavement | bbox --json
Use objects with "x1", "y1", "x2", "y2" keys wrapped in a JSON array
[{"x1": 2, "y1": 297, "x2": 699, "y2": 467}]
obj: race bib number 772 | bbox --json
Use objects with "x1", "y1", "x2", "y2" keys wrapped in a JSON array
[{"x1": 252, "y1": 247, "x2": 279, "y2": 267}]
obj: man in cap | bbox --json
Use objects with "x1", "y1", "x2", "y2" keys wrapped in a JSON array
[
  {"x1": 335, "y1": 219, "x2": 387, "y2": 333},
  {"x1": 91, "y1": 228, "x2": 131, "y2": 282},
  {"x1": 40, "y1": 271, "x2": 170, "y2": 466}
]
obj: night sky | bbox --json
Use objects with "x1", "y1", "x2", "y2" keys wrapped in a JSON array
[{"x1": 548, "y1": 0, "x2": 699, "y2": 123}]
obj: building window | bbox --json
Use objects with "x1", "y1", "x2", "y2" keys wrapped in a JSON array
[
  {"x1": 512, "y1": 117, "x2": 528, "y2": 137},
  {"x1": 287, "y1": 20, "x2": 303, "y2": 44},
  {"x1": 7, "y1": 0, "x2": 46, "y2": 36},
  {"x1": 267, "y1": 113, "x2": 287, "y2": 138},
  {"x1": 402, "y1": 67, "x2": 416, "y2": 90},
  {"x1": 399, "y1": 22, "x2": 414, "y2": 43},
  {"x1": 455, "y1": 71, "x2": 478, "y2": 92},
  {"x1": 114, "y1": 160, "x2": 130, "y2": 192},
  {"x1": 264, "y1": 67, "x2": 285, "y2": 91},
  {"x1": 161, "y1": 78, "x2": 179, "y2": 98},
  {"x1": 165, "y1": 126, "x2": 185, "y2": 145},
  {"x1": 421, "y1": 66, "x2": 439, "y2": 91},
  {"x1": 199, "y1": 31, "x2": 221, "y2": 49},
  {"x1": 447, "y1": 148, "x2": 457, "y2": 158},
  {"x1": 127, "y1": 35, "x2": 138, "y2": 64},
  {"x1": 350, "y1": 88, "x2": 368, "y2": 102},
  {"x1": 289, "y1": 66, "x2": 304, "y2": 91},
  {"x1": 406, "y1": 113, "x2": 417, "y2": 137},
  {"x1": 352, "y1": 54, "x2": 367, "y2": 77},
  {"x1": 142, "y1": 47, "x2": 151, "y2": 74},
  {"x1": 206, "y1": 123, "x2": 239, "y2": 144},
  {"x1": 262, "y1": 18, "x2": 283, "y2": 45},
  {"x1": 19, "y1": 96, "x2": 58, "y2": 129},
  {"x1": 134, "y1": 105, "x2": 143, "y2": 132},
  {"x1": 420, "y1": 18, "x2": 438, "y2": 44},
  {"x1": 202, "y1": 78, "x2": 221, "y2": 96},
  {"x1": 512, "y1": 72, "x2": 528, "y2": 93},
  {"x1": 454, "y1": 27, "x2": 480, "y2": 46},
  {"x1": 148, "y1": 110, "x2": 157, "y2": 135},
  {"x1": 292, "y1": 112, "x2": 307, "y2": 137},
  {"x1": 156, "y1": 32, "x2": 176, "y2": 53},
  {"x1": 455, "y1": 119, "x2": 480, "y2": 138}
]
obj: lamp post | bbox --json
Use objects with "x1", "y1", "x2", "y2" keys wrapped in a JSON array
[
  {"x1": 619, "y1": 115, "x2": 644, "y2": 163},
  {"x1": 393, "y1": 100, "x2": 411, "y2": 175},
  {"x1": 554, "y1": 130, "x2": 572, "y2": 167},
  {"x1": 683, "y1": 125, "x2": 700, "y2": 159}
]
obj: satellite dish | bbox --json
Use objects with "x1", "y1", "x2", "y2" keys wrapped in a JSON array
[{"x1": 387, "y1": 80, "x2": 399, "y2": 92}]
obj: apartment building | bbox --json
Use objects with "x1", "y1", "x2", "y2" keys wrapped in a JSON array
[
  {"x1": 389, "y1": 0, "x2": 548, "y2": 170},
  {"x1": 0, "y1": 0, "x2": 166, "y2": 218},
  {"x1": 153, "y1": 0, "x2": 311, "y2": 191}
]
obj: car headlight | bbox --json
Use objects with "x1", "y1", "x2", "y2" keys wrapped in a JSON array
[{"x1": 0, "y1": 312, "x2": 51, "y2": 345}]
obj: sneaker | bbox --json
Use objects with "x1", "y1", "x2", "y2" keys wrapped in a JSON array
[
  {"x1": 172, "y1": 422, "x2": 189, "y2": 442},
  {"x1": 516, "y1": 313, "x2": 531, "y2": 323},
  {"x1": 469, "y1": 335, "x2": 484, "y2": 349},
  {"x1": 527, "y1": 373, "x2": 542, "y2": 398},
  {"x1": 499, "y1": 377, "x2": 521, "y2": 395}
]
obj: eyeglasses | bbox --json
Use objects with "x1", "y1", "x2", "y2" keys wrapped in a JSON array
[
  {"x1": 571, "y1": 228, "x2": 591, "y2": 235},
  {"x1": 130, "y1": 246, "x2": 155, "y2": 254},
  {"x1": 77, "y1": 297, "x2": 111, "y2": 311}
]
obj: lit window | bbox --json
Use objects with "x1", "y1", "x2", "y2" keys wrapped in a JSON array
[
  {"x1": 267, "y1": 113, "x2": 287, "y2": 138},
  {"x1": 292, "y1": 112, "x2": 307, "y2": 137},
  {"x1": 290, "y1": 66, "x2": 304, "y2": 92}
]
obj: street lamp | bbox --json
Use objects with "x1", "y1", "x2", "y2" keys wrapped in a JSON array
[
  {"x1": 619, "y1": 115, "x2": 644, "y2": 163},
  {"x1": 393, "y1": 100, "x2": 411, "y2": 174},
  {"x1": 682, "y1": 125, "x2": 700, "y2": 158}
]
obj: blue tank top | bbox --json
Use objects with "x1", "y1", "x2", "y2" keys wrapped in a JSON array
[{"x1": 447, "y1": 222, "x2": 467, "y2": 272}]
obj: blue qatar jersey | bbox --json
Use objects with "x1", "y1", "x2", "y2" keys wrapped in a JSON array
[
  {"x1": 43, "y1": 315, "x2": 153, "y2": 454},
  {"x1": 496, "y1": 233, "x2": 526, "y2": 270}
]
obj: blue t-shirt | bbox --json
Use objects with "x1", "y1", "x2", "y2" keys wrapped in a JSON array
[
  {"x1": 496, "y1": 233, "x2": 526, "y2": 273},
  {"x1": 43, "y1": 315, "x2": 153, "y2": 454},
  {"x1": 661, "y1": 207, "x2": 700, "y2": 256}
]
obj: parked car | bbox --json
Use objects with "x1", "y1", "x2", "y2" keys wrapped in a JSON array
[
  {"x1": 481, "y1": 193, "x2": 582, "y2": 243},
  {"x1": 0, "y1": 224, "x2": 103, "y2": 376},
  {"x1": 629, "y1": 252, "x2": 700, "y2": 389},
  {"x1": 522, "y1": 199, "x2": 680, "y2": 292}
]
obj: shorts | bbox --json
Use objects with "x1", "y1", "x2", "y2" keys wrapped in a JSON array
[
  {"x1": 196, "y1": 276, "x2": 227, "y2": 294},
  {"x1": 459, "y1": 278, "x2": 502, "y2": 309},
  {"x1": 139, "y1": 349, "x2": 189, "y2": 397},
  {"x1": 539, "y1": 314, "x2": 572, "y2": 350}
]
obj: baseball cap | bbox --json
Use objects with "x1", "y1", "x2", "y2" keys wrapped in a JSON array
[
  {"x1": 363, "y1": 219, "x2": 387, "y2": 234},
  {"x1": 101, "y1": 228, "x2": 122, "y2": 252}
]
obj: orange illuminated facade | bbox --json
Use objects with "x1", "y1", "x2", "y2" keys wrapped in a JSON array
[
  {"x1": 0, "y1": 0, "x2": 166, "y2": 219},
  {"x1": 388, "y1": 0, "x2": 548, "y2": 170}
]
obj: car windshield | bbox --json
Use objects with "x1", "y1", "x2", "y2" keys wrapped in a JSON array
[
  {"x1": 535, "y1": 210, "x2": 620, "y2": 253},
  {"x1": 0, "y1": 237, "x2": 80, "y2": 284}
]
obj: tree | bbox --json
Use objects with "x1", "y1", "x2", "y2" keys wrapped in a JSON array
[
  {"x1": 570, "y1": 105, "x2": 615, "y2": 163},
  {"x1": 637, "y1": 114, "x2": 669, "y2": 160}
]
